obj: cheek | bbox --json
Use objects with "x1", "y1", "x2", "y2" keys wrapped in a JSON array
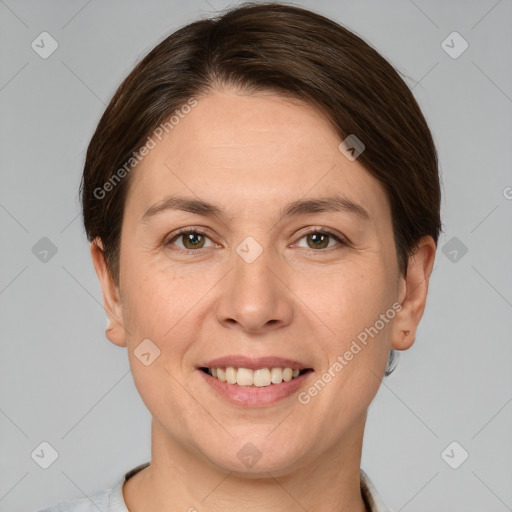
[
  {"x1": 308, "y1": 260, "x2": 396, "y2": 400},
  {"x1": 119, "y1": 258, "x2": 200, "y2": 413},
  {"x1": 301, "y1": 263, "x2": 394, "y2": 418},
  {"x1": 300, "y1": 258, "x2": 393, "y2": 338},
  {"x1": 119, "y1": 250, "x2": 219, "y2": 373},
  {"x1": 119, "y1": 251, "x2": 181, "y2": 341}
]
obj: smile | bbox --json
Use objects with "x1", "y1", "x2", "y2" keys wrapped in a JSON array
[{"x1": 200, "y1": 367, "x2": 312, "y2": 387}]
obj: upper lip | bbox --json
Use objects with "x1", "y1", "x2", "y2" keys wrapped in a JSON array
[{"x1": 200, "y1": 356, "x2": 311, "y2": 371}]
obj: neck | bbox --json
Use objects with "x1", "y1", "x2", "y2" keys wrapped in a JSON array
[{"x1": 124, "y1": 418, "x2": 368, "y2": 512}]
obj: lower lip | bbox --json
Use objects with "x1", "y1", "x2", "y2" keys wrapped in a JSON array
[{"x1": 197, "y1": 369, "x2": 312, "y2": 407}]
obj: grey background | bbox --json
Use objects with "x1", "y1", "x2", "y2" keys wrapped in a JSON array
[{"x1": 1, "y1": 0, "x2": 511, "y2": 510}]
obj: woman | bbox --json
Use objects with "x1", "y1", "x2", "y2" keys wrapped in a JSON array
[{"x1": 39, "y1": 2, "x2": 440, "y2": 511}]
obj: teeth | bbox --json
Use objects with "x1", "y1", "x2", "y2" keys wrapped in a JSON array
[
  {"x1": 283, "y1": 368, "x2": 293, "y2": 382},
  {"x1": 236, "y1": 367, "x2": 254, "y2": 386},
  {"x1": 205, "y1": 366, "x2": 305, "y2": 387},
  {"x1": 270, "y1": 367, "x2": 283, "y2": 384},
  {"x1": 225, "y1": 367, "x2": 237, "y2": 384},
  {"x1": 253, "y1": 368, "x2": 271, "y2": 387}
]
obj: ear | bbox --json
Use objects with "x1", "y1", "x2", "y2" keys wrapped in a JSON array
[
  {"x1": 391, "y1": 236, "x2": 437, "y2": 350},
  {"x1": 90, "y1": 238, "x2": 127, "y2": 347}
]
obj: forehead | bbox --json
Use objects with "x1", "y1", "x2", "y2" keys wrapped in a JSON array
[{"x1": 125, "y1": 90, "x2": 391, "y2": 224}]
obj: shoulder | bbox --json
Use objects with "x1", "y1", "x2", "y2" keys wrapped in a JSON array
[
  {"x1": 360, "y1": 469, "x2": 393, "y2": 512},
  {"x1": 35, "y1": 463, "x2": 150, "y2": 512},
  {"x1": 35, "y1": 477, "x2": 125, "y2": 512}
]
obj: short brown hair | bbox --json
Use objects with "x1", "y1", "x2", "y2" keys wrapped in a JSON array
[{"x1": 81, "y1": 1, "x2": 442, "y2": 284}]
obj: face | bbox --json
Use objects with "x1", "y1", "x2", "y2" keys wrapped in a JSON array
[{"x1": 96, "y1": 89, "x2": 418, "y2": 476}]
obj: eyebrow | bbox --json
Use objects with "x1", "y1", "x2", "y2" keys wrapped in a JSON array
[{"x1": 141, "y1": 194, "x2": 370, "y2": 223}]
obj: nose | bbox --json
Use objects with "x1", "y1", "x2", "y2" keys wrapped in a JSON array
[{"x1": 215, "y1": 243, "x2": 294, "y2": 334}]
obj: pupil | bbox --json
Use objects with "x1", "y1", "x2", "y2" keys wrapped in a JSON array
[
  {"x1": 309, "y1": 233, "x2": 328, "y2": 249},
  {"x1": 185, "y1": 233, "x2": 204, "y2": 249}
]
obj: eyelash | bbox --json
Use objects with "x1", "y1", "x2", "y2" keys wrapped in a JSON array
[{"x1": 164, "y1": 227, "x2": 349, "y2": 254}]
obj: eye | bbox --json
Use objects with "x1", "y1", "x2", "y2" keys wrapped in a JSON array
[
  {"x1": 293, "y1": 228, "x2": 348, "y2": 251},
  {"x1": 164, "y1": 227, "x2": 348, "y2": 253},
  {"x1": 164, "y1": 228, "x2": 216, "y2": 251}
]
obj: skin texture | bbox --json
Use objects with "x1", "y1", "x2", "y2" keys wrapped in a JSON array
[{"x1": 91, "y1": 88, "x2": 436, "y2": 511}]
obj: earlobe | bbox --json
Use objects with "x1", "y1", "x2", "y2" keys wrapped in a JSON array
[
  {"x1": 391, "y1": 236, "x2": 437, "y2": 351},
  {"x1": 90, "y1": 238, "x2": 127, "y2": 347}
]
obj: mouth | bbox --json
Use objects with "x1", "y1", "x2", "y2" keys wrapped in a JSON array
[
  {"x1": 197, "y1": 356, "x2": 314, "y2": 406},
  {"x1": 199, "y1": 366, "x2": 313, "y2": 387}
]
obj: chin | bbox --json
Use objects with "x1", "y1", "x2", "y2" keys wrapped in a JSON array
[{"x1": 201, "y1": 440, "x2": 309, "y2": 477}]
